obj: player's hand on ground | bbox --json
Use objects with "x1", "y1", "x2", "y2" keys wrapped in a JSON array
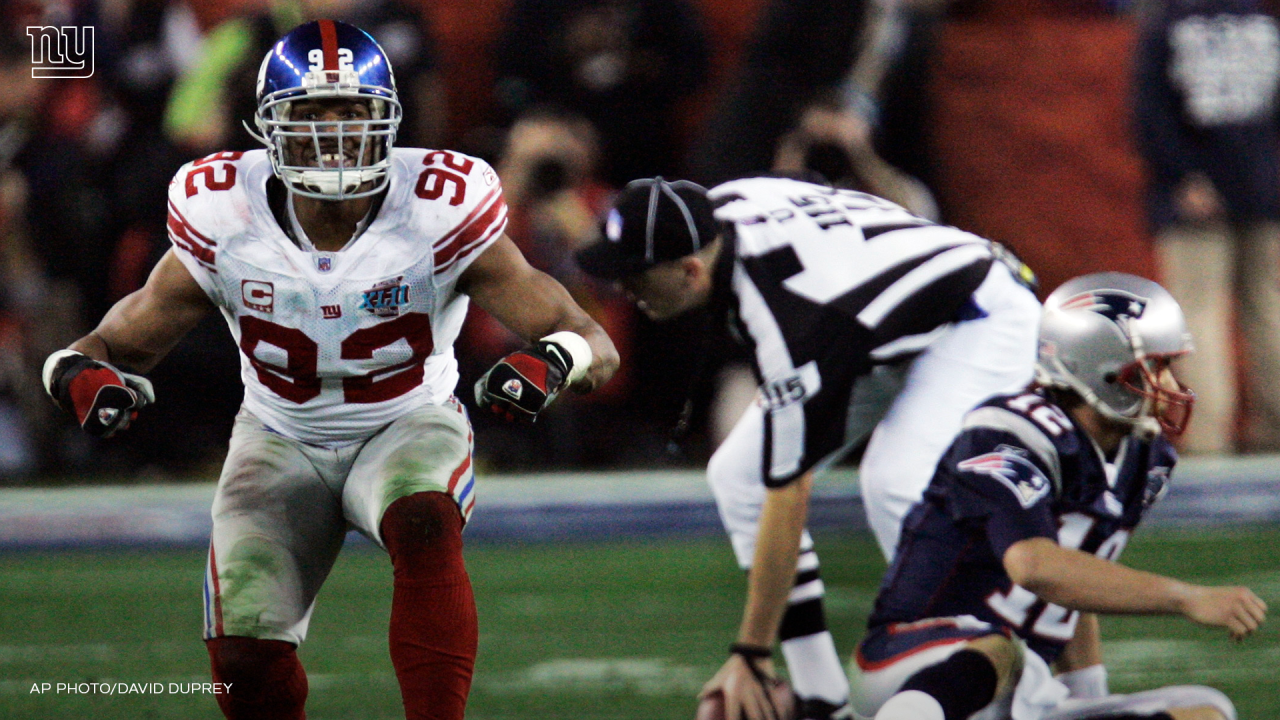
[
  {"x1": 473, "y1": 339, "x2": 573, "y2": 422},
  {"x1": 42, "y1": 350, "x2": 155, "y2": 438},
  {"x1": 698, "y1": 654, "x2": 790, "y2": 720},
  {"x1": 1179, "y1": 584, "x2": 1268, "y2": 640}
]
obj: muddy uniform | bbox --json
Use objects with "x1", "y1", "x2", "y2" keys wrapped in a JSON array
[{"x1": 168, "y1": 147, "x2": 506, "y2": 643}]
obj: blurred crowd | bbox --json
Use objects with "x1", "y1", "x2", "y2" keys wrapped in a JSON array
[{"x1": 4, "y1": 0, "x2": 1280, "y2": 482}]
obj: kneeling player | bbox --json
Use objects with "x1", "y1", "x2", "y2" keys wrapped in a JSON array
[{"x1": 850, "y1": 273, "x2": 1266, "y2": 720}]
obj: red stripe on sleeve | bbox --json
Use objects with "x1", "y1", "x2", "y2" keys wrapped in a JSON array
[
  {"x1": 436, "y1": 208, "x2": 508, "y2": 275},
  {"x1": 319, "y1": 19, "x2": 339, "y2": 71},
  {"x1": 167, "y1": 202, "x2": 217, "y2": 269},
  {"x1": 167, "y1": 200, "x2": 215, "y2": 246},
  {"x1": 433, "y1": 196, "x2": 507, "y2": 271},
  {"x1": 431, "y1": 187, "x2": 499, "y2": 251}
]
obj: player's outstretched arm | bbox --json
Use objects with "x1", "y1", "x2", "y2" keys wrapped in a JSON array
[
  {"x1": 70, "y1": 250, "x2": 213, "y2": 370},
  {"x1": 1004, "y1": 537, "x2": 1268, "y2": 640},
  {"x1": 43, "y1": 249, "x2": 213, "y2": 437},
  {"x1": 459, "y1": 235, "x2": 619, "y2": 418}
]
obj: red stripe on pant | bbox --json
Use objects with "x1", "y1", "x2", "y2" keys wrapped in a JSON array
[{"x1": 209, "y1": 545, "x2": 224, "y2": 637}]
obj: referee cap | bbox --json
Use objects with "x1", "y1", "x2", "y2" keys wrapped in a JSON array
[{"x1": 576, "y1": 177, "x2": 718, "y2": 280}]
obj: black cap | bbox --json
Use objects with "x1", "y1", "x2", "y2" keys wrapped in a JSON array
[{"x1": 576, "y1": 177, "x2": 718, "y2": 280}]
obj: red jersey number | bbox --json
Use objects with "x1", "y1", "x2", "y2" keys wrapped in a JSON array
[
  {"x1": 341, "y1": 313, "x2": 436, "y2": 403},
  {"x1": 186, "y1": 152, "x2": 243, "y2": 198},
  {"x1": 239, "y1": 313, "x2": 436, "y2": 405},
  {"x1": 414, "y1": 151, "x2": 471, "y2": 206}
]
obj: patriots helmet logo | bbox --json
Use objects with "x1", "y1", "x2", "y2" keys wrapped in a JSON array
[
  {"x1": 957, "y1": 445, "x2": 1052, "y2": 508},
  {"x1": 1060, "y1": 290, "x2": 1148, "y2": 323}
]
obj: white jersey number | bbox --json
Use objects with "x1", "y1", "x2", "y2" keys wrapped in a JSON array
[
  {"x1": 308, "y1": 48, "x2": 354, "y2": 72},
  {"x1": 986, "y1": 514, "x2": 1128, "y2": 642}
]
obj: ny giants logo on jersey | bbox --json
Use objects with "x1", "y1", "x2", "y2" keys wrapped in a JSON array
[
  {"x1": 359, "y1": 277, "x2": 411, "y2": 318},
  {"x1": 957, "y1": 445, "x2": 1051, "y2": 508},
  {"x1": 1061, "y1": 290, "x2": 1149, "y2": 323},
  {"x1": 241, "y1": 281, "x2": 274, "y2": 313}
]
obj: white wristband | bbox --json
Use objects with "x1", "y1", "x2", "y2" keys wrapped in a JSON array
[
  {"x1": 1057, "y1": 664, "x2": 1108, "y2": 699},
  {"x1": 540, "y1": 331, "x2": 592, "y2": 385},
  {"x1": 42, "y1": 349, "x2": 86, "y2": 398}
]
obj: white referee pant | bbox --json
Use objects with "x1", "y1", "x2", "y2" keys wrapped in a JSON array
[{"x1": 709, "y1": 262, "x2": 1040, "y2": 565}]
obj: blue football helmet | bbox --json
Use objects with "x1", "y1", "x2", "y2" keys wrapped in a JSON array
[{"x1": 253, "y1": 20, "x2": 402, "y2": 199}]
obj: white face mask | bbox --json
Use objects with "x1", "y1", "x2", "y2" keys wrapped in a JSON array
[{"x1": 254, "y1": 92, "x2": 403, "y2": 200}]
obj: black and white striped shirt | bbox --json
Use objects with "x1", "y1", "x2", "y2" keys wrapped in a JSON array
[{"x1": 710, "y1": 177, "x2": 997, "y2": 485}]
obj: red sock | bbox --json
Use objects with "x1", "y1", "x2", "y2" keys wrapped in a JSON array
[
  {"x1": 206, "y1": 636, "x2": 307, "y2": 720},
  {"x1": 381, "y1": 492, "x2": 477, "y2": 720}
]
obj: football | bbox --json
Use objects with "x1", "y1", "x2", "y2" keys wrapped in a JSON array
[{"x1": 696, "y1": 681, "x2": 796, "y2": 720}]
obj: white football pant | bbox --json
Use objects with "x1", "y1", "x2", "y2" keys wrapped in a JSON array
[{"x1": 708, "y1": 261, "x2": 1040, "y2": 565}]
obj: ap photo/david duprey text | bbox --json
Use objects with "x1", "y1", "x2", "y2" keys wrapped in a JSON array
[{"x1": 29, "y1": 681, "x2": 233, "y2": 695}]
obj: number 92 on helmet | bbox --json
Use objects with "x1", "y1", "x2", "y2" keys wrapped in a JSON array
[{"x1": 252, "y1": 19, "x2": 402, "y2": 200}]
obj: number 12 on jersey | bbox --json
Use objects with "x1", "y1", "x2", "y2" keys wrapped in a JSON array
[{"x1": 985, "y1": 513, "x2": 1131, "y2": 642}]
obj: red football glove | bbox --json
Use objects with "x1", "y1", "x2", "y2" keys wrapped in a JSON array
[
  {"x1": 42, "y1": 350, "x2": 155, "y2": 438},
  {"x1": 473, "y1": 339, "x2": 575, "y2": 422}
]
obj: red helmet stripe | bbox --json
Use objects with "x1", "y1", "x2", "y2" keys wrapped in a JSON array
[{"x1": 318, "y1": 19, "x2": 339, "y2": 71}]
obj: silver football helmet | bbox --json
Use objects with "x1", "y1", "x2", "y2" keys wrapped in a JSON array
[{"x1": 1036, "y1": 272, "x2": 1195, "y2": 436}]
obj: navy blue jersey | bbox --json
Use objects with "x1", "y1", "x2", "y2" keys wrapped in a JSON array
[{"x1": 866, "y1": 388, "x2": 1177, "y2": 664}]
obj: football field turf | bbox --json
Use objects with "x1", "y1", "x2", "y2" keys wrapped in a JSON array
[{"x1": 1, "y1": 527, "x2": 1277, "y2": 719}]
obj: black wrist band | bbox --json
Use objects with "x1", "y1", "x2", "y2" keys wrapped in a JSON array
[{"x1": 729, "y1": 642, "x2": 772, "y2": 659}]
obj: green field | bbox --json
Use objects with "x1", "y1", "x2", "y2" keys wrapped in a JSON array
[{"x1": 1, "y1": 527, "x2": 1277, "y2": 719}]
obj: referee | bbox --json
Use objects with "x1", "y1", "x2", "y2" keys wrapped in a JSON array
[{"x1": 577, "y1": 176, "x2": 1041, "y2": 720}]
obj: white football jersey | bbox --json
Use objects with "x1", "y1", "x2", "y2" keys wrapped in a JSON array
[
  {"x1": 167, "y1": 148, "x2": 507, "y2": 445},
  {"x1": 710, "y1": 177, "x2": 997, "y2": 483}
]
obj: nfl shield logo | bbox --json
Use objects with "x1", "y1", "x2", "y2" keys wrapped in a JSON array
[
  {"x1": 502, "y1": 378, "x2": 523, "y2": 400},
  {"x1": 317, "y1": 256, "x2": 333, "y2": 272}
]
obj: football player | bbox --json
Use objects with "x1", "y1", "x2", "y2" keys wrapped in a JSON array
[
  {"x1": 850, "y1": 273, "x2": 1266, "y2": 720},
  {"x1": 576, "y1": 176, "x2": 1041, "y2": 719},
  {"x1": 41, "y1": 21, "x2": 618, "y2": 720}
]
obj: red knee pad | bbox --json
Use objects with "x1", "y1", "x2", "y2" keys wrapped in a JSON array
[
  {"x1": 381, "y1": 492, "x2": 466, "y2": 581},
  {"x1": 206, "y1": 636, "x2": 307, "y2": 720}
]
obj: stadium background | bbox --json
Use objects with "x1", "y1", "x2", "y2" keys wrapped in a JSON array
[{"x1": 1, "y1": 0, "x2": 1278, "y2": 718}]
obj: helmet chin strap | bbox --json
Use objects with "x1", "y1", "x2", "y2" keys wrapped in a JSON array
[
  {"x1": 1078, "y1": 316, "x2": 1161, "y2": 440},
  {"x1": 1039, "y1": 353, "x2": 1155, "y2": 438}
]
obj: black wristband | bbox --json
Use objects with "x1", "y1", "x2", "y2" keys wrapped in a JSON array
[
  {"x1": 728, "y1": 642, "x2": 772, "y2": 660},
  {"x1": 48, "y1": 353, "x2": 98, "y2": 414}
]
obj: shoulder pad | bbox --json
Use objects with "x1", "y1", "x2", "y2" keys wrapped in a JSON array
[
  {"x1": 166, "y1": 152, "x2": 244, "y2": 274},
  {"x1": 393, "y1": 148, "x2": 508, "y2": 278},
  {"x1": 962, "y1": 404, "x2": 1063, "y2": 494}
]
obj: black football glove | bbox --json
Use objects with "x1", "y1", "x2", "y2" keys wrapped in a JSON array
[
  {"x1": 474, "y1": 339, "x2": 576, "y2": 422},
  {"x1": 42, "y1": 350, "x2": 155, "y2": 438}
]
